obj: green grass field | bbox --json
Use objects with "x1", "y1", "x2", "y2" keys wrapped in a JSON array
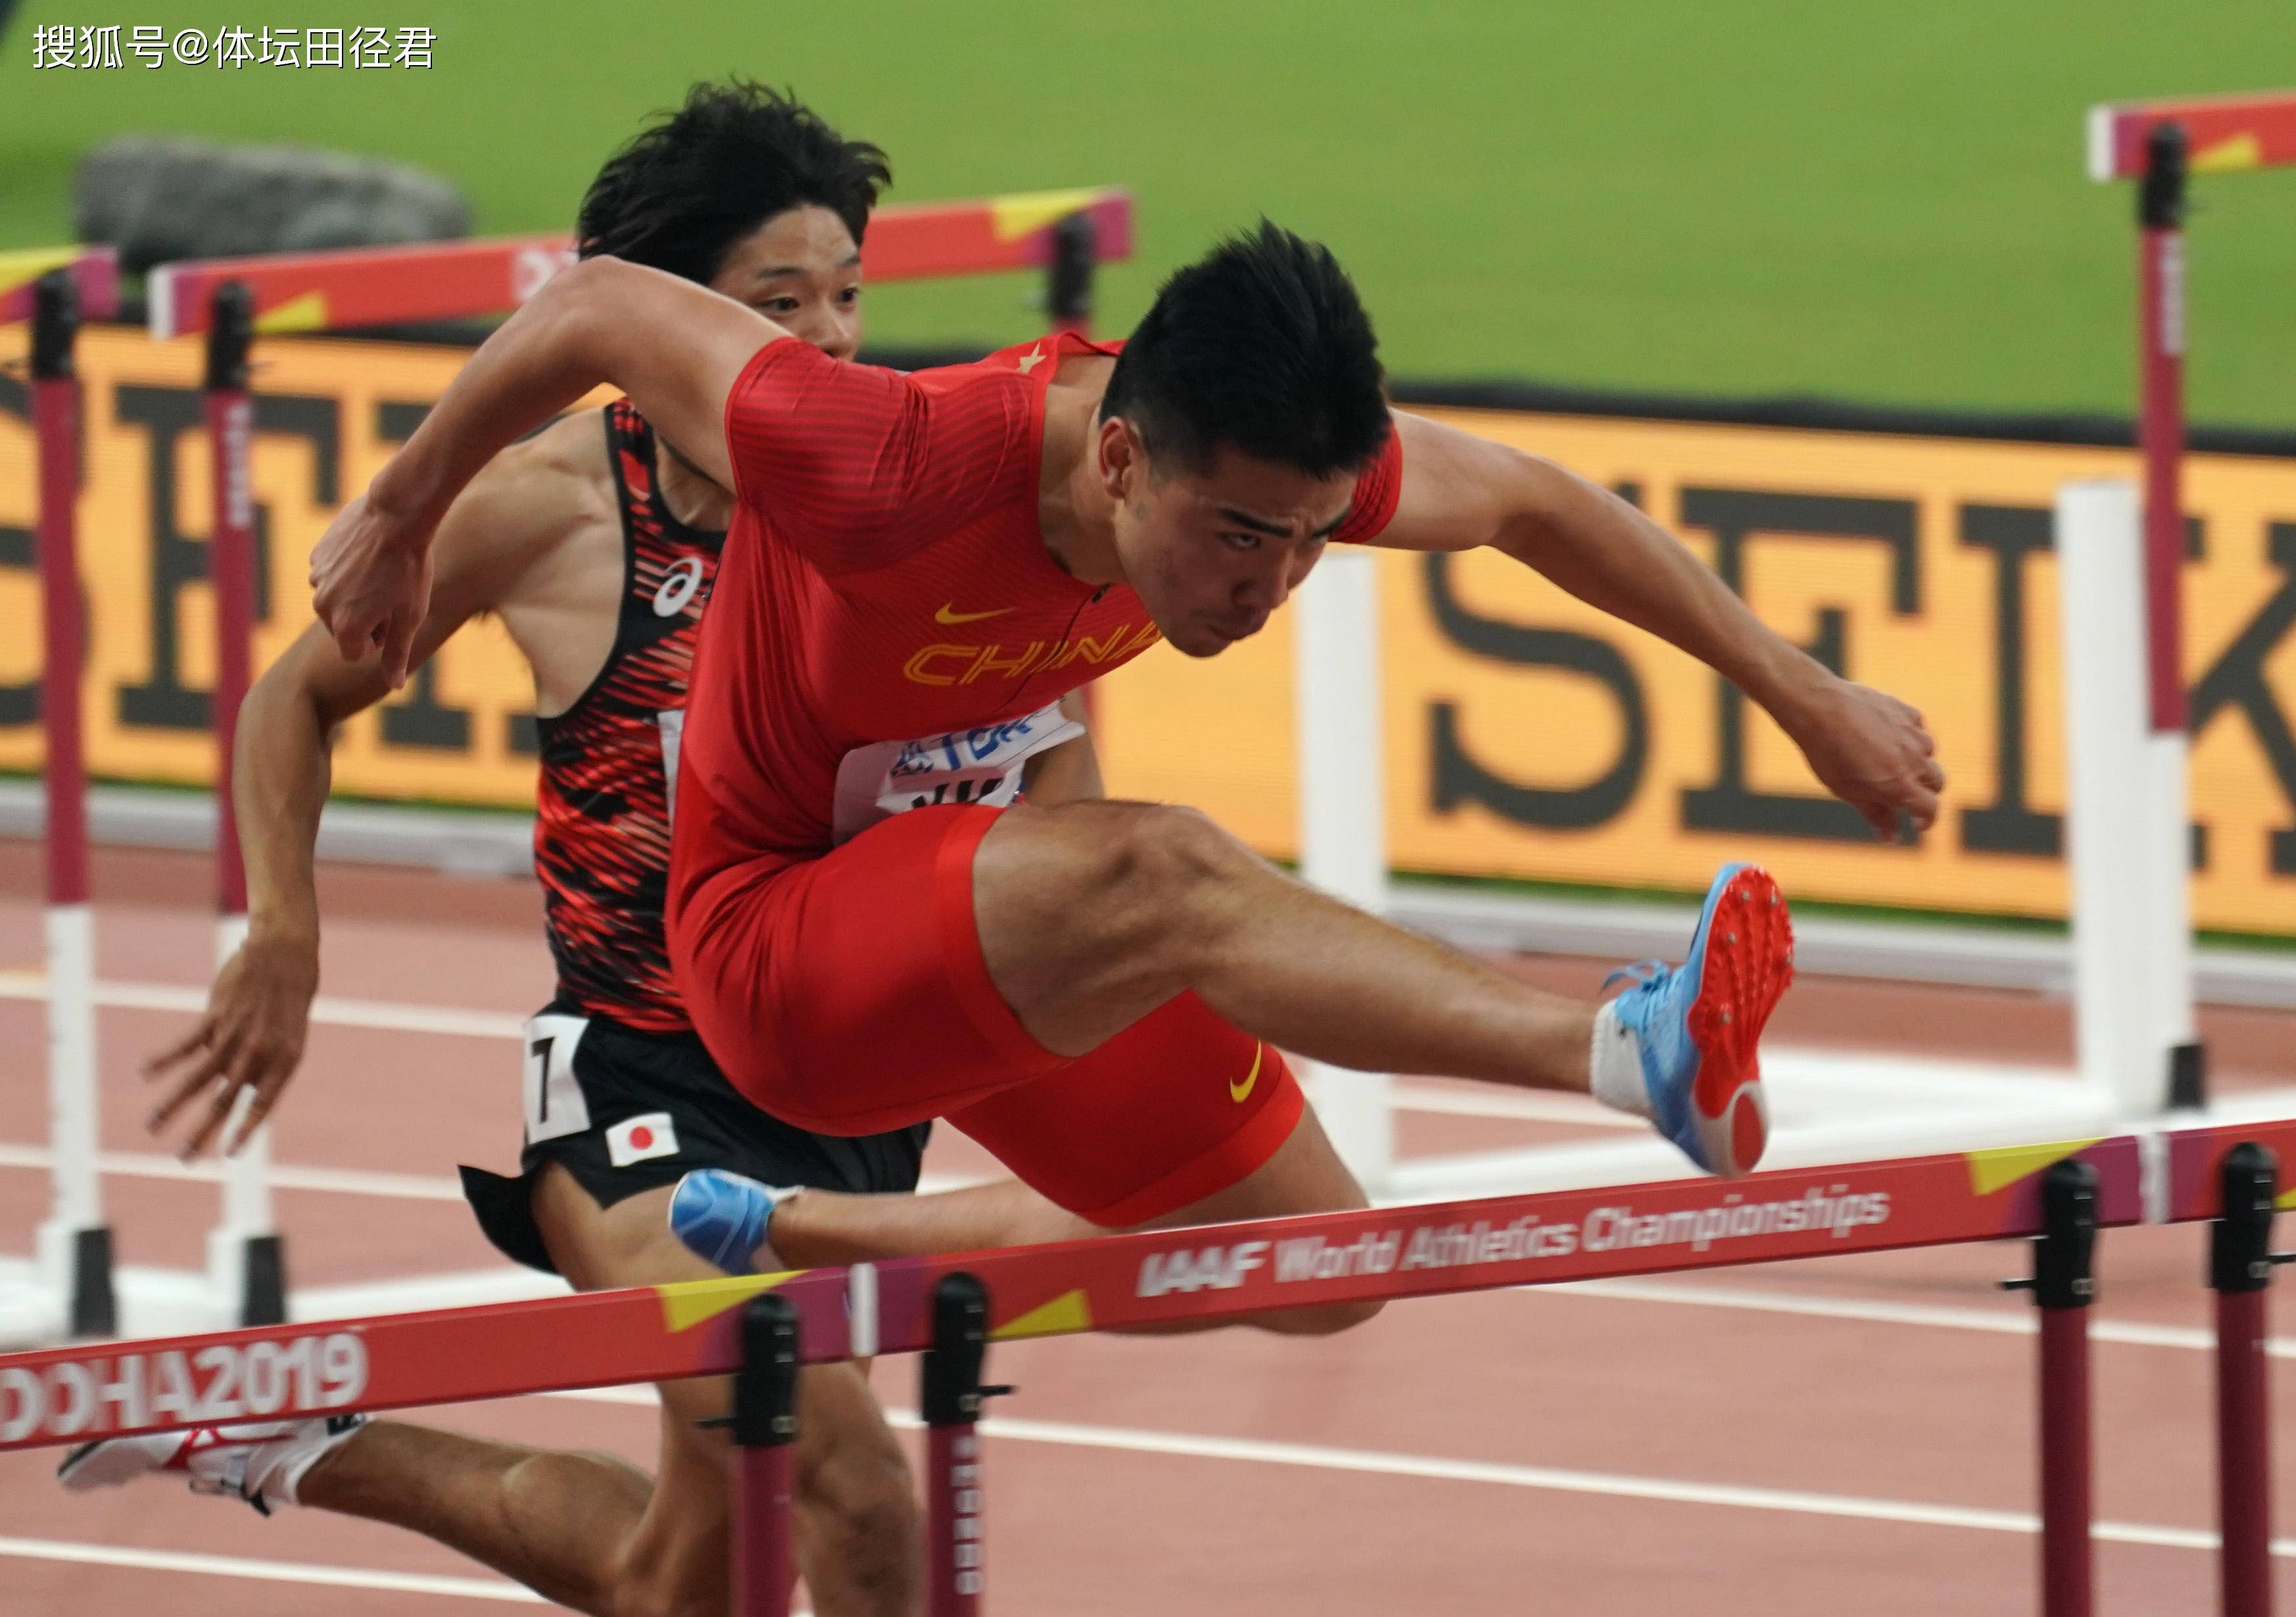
[{"x1": 3, "y1": 2, "x2": 2292, "y2": 425}]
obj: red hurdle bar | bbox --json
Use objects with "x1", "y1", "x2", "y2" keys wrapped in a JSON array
[
  {"x1": 146, "y1": 188, "x2": 1135, "y2": 339},
  {"x1": 0, "y1": 1137, "x2": 2166, "y2": 1616},
  {"x1": 0, "y1": 246, "x2": 118, "y2": 328}
]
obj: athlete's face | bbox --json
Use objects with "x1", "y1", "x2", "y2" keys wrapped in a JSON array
[
  {"x1": 1099, "y1": 419, "x2": 1357, "y2": 658},
  {"x1": 709, "y1": 205, "x2": 864, "y2": 359}
]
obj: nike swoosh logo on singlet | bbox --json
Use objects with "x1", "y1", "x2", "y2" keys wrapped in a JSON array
[
  {"x1": 935, "y1": 603, "x2": 1013, "y2": 624},
  {"x1": 1230, "y1": 1043, "x2": 1264, "y2": 1104}
]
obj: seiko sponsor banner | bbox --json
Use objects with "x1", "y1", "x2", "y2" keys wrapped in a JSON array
[
  {"x1": 0, "y1": 328, "x2": 551, "y2": 807},
  {"x1": 6, "y1": 331, "x2": 2291, "y2": 933},
  {"x1": 1099, "y1": 408, "x2": 2296, "y2": 935}
]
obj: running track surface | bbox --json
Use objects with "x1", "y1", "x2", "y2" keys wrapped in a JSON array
[{"x1": 1, "y1": 843, "x2": 2290, "y2": 1616}]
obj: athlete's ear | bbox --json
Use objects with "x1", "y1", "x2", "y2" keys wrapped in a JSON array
[{"x1": 1096, "y1": 414, "x2": 1142, "y2": 504}]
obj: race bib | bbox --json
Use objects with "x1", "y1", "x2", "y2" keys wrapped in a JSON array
[
  {"x1": 521, "y1": 1012, "x2": 592, "y2": 1146},
  {"x1": 830, "y1": 703, "x2": 1085, "y2": 846}
]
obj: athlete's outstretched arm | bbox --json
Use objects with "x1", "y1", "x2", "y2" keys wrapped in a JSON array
[
  {"x1": 311, "y1": 258, "x2": 788, "y2": 686},
  {"x1": 146, "y1": 429, "x2": 599, "y2": 1156},
  {"x1": 1370, "y1": 411, "x2": 1942, "y2": 840}
]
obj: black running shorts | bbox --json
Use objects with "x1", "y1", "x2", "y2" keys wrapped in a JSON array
[{"x1": 461, "y1": 1002, "x2": 931, "y2": 1275}]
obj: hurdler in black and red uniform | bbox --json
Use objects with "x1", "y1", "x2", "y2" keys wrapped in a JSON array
[
  {"x1": 527, "y1": 398, "x2": 710, "y2": 1035},
  {"x1": 475, "y1": 394, "x2": 938, "y2": 1246},
  {"x1": 316, "y1": 213, "x2": 1946, "y2": 1345}
]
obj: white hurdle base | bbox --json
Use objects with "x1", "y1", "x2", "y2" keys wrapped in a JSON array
[
  {"x1": 0, "y1": 1261, "x2": 566, "y2": 1348},
  {"x1": 1282, "y1": 477, "x2": 2220, "y2": 1205}
]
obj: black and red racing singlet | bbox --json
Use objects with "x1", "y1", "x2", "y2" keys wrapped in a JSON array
[{"x1": 532, "y1": 401, "x2": 722, "y2": 1033}]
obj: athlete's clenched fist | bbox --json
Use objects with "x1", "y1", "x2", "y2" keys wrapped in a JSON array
[{"x1": 1781, "y1": 672, "x2": 1945, "y2": 843}]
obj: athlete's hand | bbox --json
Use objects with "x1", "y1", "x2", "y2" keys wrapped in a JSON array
[
  {"x1": 1779, "y1": 673, "x2": 1944, "y2": 843},
  {"x1": 143, "y1": 931, "x2": 320, "y2": 1158},
  {"x1": 310, "y1": 492, "x2": 434, "y2": 690}
]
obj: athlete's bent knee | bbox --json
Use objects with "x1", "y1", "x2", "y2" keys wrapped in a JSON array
[{"x1": 1112, "y1": 805, "x2": 1257, "y2": 918}]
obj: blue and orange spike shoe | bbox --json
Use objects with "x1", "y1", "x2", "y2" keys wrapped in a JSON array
[{"x1": 1604, "y1": 862, "x2": 1794, "y2": 1178}]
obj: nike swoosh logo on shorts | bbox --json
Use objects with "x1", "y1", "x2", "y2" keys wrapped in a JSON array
[
  {"x1": 935, "y1": 603, "x2": 1012, "y2": 624},
  {"x1": 1230, "y1": 1043, "x2": 1264, "y2": 1104}
]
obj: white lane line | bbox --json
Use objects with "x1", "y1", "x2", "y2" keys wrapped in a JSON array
[
  {"x1": 1544, "y1": 1276, "x2": 2296, "y2": 1359},
  {"x1": 947, "y1": 1413, "x2": 2295, "y2": 1555},
  {"x1": 0, "y1": 1141, "x2": 475, "y2": 1202},
  {"x1": 0, "y1": 972, "x2": 528, "y2": 1041},
  {"x1": 0, "y1": 1534, "x2": 544, "y2": 1601},
  {"x1": 0, "y1": 1139, "x2": 983, "y2": 1204},
  {"x1": 0, "y1": 969, "x2": 1991, "y2": 1130},
  {"x1": 537, "y1": 1390, "x2": 2291, "y2": 1557}
]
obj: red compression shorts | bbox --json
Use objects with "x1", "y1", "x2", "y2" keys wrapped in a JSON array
[{"x1": 672, "y1": 803, "x2": 1304, "y2": 1227}]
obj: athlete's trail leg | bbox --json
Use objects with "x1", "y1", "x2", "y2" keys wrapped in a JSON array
[
  {"x1": 771, "y1": 1176, "x2": 1098, "y2": 1268},
  {"x1": 302, "y1": 1165, "x2": 919, "y2": 1617},
  {"x1": 976, "y1": 800, "x2": 1594, "y2": 1082}
]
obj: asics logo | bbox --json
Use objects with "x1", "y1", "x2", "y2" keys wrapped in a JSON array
[
  {"x1": 934, "y1": 602, "x2": 1011, "y2": 625},
  {"x1": 1230, "y1": 1043, "x2": 1264, "y2": 1104},
  {"x1": 654, "y1": 558, "x2": 706, "y2": 617}
]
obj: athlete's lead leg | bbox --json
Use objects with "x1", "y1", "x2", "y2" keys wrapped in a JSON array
[{"x1": 974, "y1": 799, "x2": 1790, "y2": 1178}]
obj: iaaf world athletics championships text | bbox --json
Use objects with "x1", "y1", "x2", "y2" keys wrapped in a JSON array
[{"x1": 1136, "y1": 1184, "x2": 1894, "y2": 1298}]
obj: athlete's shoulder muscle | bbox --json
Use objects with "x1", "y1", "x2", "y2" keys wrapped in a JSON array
[
  {"x1": 723, "y1": 342, "x2": 1034, "y2": 575},
  {"x1": 1365, "y1": 410, "x2": 1548, "y2": 554}
]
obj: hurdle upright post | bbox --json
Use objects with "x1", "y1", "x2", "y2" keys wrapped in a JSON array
[
  {"x1": 730, "y1": 1292, "x2": 801, "y2": 1617},
  {"x1": 921, "y1": 1271, "x2": 994, "y2": 1617},
  {"x1": 29, "y1": 270, "x2": 115, "y2": 1343},
  {"x1": 201, "y1": 280, "x2": 287, "y2": 1327},
  {"x1": 2057, "y1": 479, "x2": 2182, "y2": 1123},
  {"x1": 2005, "y1": 1158, "x2": 2100, "y2": 1617},
  {"x1": 2206, "y1": 1142, "x2": 2285, "y2": 1617},
  {"x1": 1295, "y1": 548, "x2": 1396, "y2": 1192},
  {"x1": 1046, "y1": 210, "x2": 1097, "y2": 337},
  {"x1": 2133, "y1": 122, "x2": 2205, "y2": 1113}
]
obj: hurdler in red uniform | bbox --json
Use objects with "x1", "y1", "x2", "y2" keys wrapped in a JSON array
[
  {"x1": 671, "y1": 328, "x2": 1398, "y2": 1223},
  {"x1": 316, "y1": 222, "x2": 1946, "y2": 1305}
]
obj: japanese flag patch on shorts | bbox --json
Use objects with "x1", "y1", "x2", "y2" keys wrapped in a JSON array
[{"x1": 606, "y1": 1112, "x2": 681, "y2": 1168}]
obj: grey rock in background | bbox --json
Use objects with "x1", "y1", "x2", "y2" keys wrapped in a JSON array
[{"x1": 77, "y1": 136, "x2": 473, "y2": 273}]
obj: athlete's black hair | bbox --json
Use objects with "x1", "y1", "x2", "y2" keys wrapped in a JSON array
[
  {"x1": 1101, "y1": 220, "x2": 1388, "y2": 479},
  {"x1": 576, "y1": 81, "x2": 890, "y2": 283}
]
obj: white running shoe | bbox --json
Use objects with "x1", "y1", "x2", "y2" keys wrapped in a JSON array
[{"x1": 58, "y1": 1413, "x2": 368, "y2": 1516}]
